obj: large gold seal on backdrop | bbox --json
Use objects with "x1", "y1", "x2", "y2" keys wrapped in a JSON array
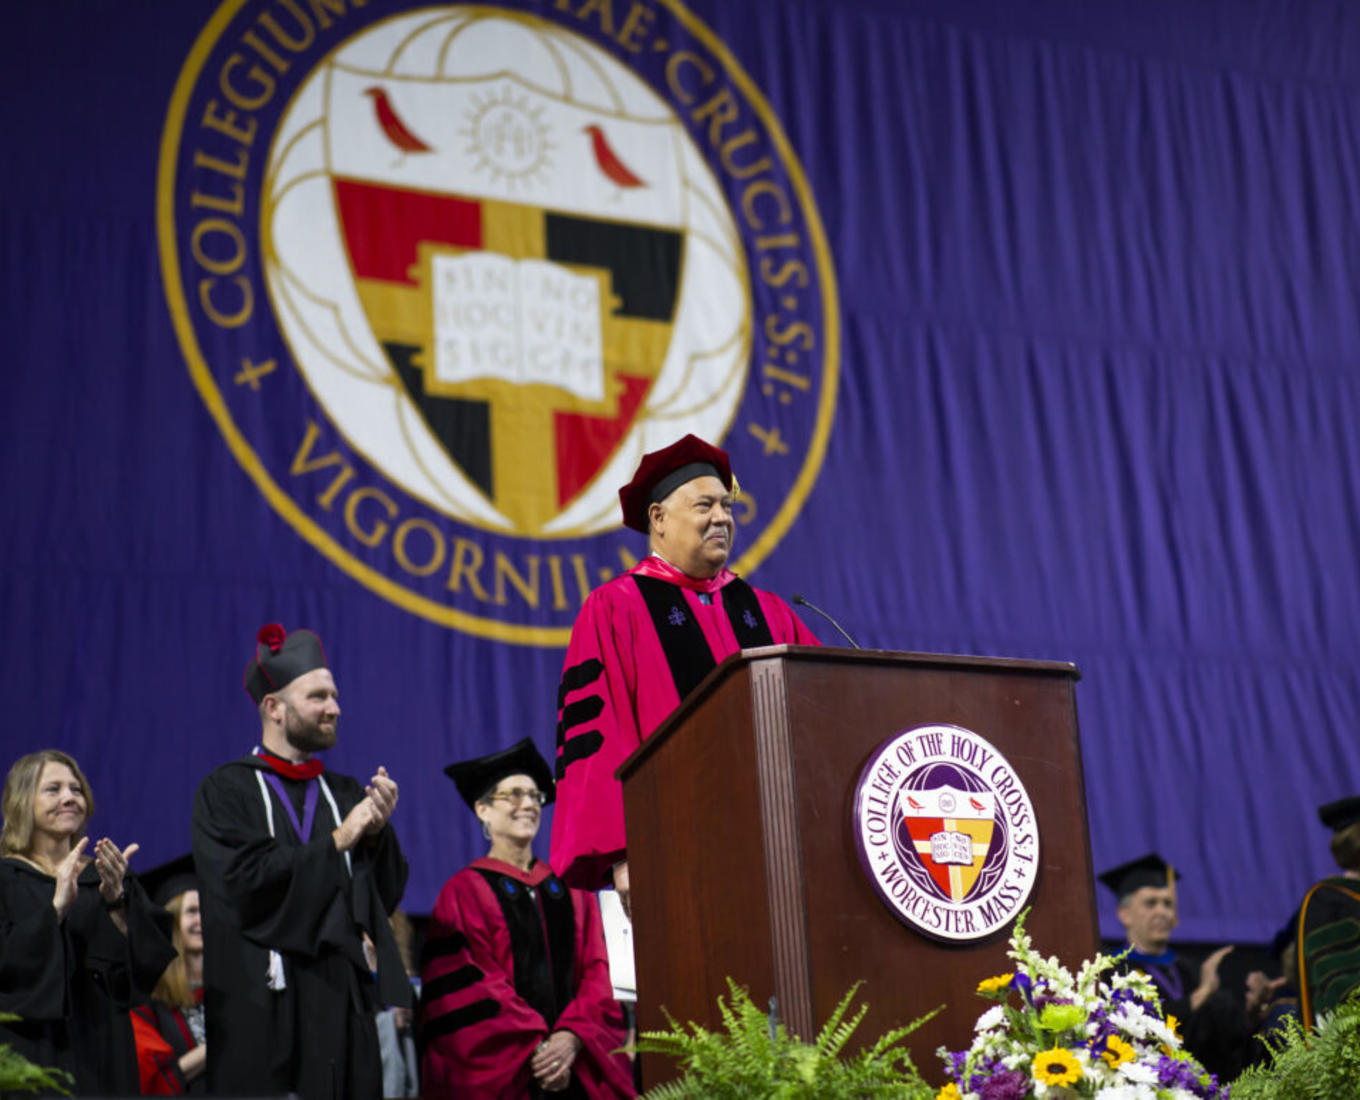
[{"x1": 160, "y1": 1, "x2": 838, "y2": 643}]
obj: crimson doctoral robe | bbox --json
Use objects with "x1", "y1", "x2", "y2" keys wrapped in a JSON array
[
  {"x1": 549, "y1": 556, "x2": 819, "y2": 888},
  {"x1": 420, "y1": 857, "x2": 632, "y2": 1098}
]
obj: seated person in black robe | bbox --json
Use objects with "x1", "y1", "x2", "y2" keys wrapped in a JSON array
[
  {"x1": 1292, "y1": 795, "x2": 1360, "y2": 1027},
  {"x1": 0, "y1": 749, "x2": 175, "y2": 1095},
  {"x1": 191, "y1": 624, "x2": 411, "y2": 1100},
  {"x1": 1100, "y1": 852, "x2": 1270, "y2": 1082}
]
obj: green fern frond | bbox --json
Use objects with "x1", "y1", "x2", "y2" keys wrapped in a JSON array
[
  {"x1": 0, "y1": 1042, "x2": 73, "y2": 1095},
  {"x1": 815, "y1": 993, "x2": 871, "y2": 1060},
  {"x1": 634, "y1": 1080, "x2": 691, "y2": 1100},
  {"x1": 638, "y1": 977, "x2": 934, "y2": 1099},
  {"x1": 1231, "y1": 988, "x2": 1360, "y2": 1099},
  {"x1": 812, "y1": 982, "x2": 862, "y2": 1045}
]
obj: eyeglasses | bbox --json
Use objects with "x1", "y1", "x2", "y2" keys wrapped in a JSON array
[{"x1": 488, "y1": 787, "x2": 546, "y2": 806}]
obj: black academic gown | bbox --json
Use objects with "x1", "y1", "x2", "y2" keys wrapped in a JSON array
[
  {"x1": 1296, "y1": 875, "x2": 1360, "y2": 1025},
  {"x1": 0, "y1": 857, "x2": 175, "y2": 1095},
  {"x1": 191, "y1": 755, "x2": 410, "y2": 1100},
  {"x1": 1114, "y1": 950, "x2": 1249, "y2": 1083}
]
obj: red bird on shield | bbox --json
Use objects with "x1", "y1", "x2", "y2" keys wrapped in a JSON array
[
  {"x1": 583, "y1": 124, "x2": 646, "y2": 189},
  {"x1": 364, "y1": 87, "x2": 433, "y2": 154}
]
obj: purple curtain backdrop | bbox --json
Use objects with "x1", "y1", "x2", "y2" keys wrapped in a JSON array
[{"x1": 3, "y1": 0, "x2": 1359, "y2": 946}]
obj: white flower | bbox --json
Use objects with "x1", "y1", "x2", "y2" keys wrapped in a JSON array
[
  {"x1": 969, "y1": 1031, "x2": 1006, "y2": 1060},
  {"x1": 1111, "y1": 1005, "x2": 1153, "y2": 1040},
  {"x1": 975, "y1": 1005, "x2": 1006, "y2": 1031},
  {"x1": 1093, "y1": 1085, "x2": 1157, "y2": 1100},
  {"x1": 1118, "y1": 1060, "x2": 1158, "y2": 1085},
  {"x1": 1144, "y1": 1016, "x2": 1177, "y2": 1047}
]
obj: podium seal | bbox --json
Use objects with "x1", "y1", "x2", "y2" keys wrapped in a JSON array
[{"x1": 852, "y1": 723, "x2": 1039, "y2": 942}]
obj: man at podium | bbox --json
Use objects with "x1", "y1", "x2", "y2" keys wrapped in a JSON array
[{"x1": 549, "y1": 435, "x2": 819, "y2": 914}]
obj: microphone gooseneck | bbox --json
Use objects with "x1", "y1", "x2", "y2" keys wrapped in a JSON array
[{"x1": 791, "y1": 594, "x2": 862, "y2": 649}]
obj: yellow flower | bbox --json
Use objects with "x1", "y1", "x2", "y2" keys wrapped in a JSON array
[
  {"x1": 976, "y1": 973, "x2": 1013, "y2": 996},
  {"x1": 1101, "y1": 1035, "x2": 1135, "y2": 1067},
  {"x1": 1032, "y1": 1047, "x2": 1082, "y2": 1086},
  {"x1": 936, "y1": 1085, "x2": 962, "y2": 1100},
  {"x1": 1166, "y1": 1014, "x2": 1182, "y2": 1041}
]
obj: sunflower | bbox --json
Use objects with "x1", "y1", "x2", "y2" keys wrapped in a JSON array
[
  {"x1": 976, "y1": 973, "x2": 1013, "y2": 996},
  {"x1": 1032, "y1": 1046, "x2": 1082, "y2": 1086},
  {"x1": 1101, "y1": 1034, "x2": 1135, "y2": 1067},
  {"x1": 935, "y1": 1085, "x2": 962, "y2": 1100}
]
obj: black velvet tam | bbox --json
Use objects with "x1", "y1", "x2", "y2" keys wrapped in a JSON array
[
  {"x1": 243, "y1": 624, "x2": 328, "y2": 704},
  {"x1": 1319, "y1": 796, "x2": 1360, "y2": 833},
  {"x1": 444, "y1": 738, "x2": 555, "y2": 812}
]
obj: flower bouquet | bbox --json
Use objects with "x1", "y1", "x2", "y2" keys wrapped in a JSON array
[{"x1": 936, "y1": 916, "x2": 1228, "y2": 1100}]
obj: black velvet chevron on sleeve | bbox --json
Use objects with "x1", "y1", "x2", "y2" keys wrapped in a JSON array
[{"x1": 556, "y1": 657, "x2": 605, "y2": 779}]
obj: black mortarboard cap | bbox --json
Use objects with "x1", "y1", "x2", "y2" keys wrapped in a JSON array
[
  {"x1": 443, "y1": 738, "x2": 555, "y2": 812},
  {"x1": 1319, "y1": 796, "x2": 1360, "y2": 833},
  {"x1": 139, "y1": 853, "x2": 198, "y2": 907},
  {"x1": 1097, "y1": 852, "x2": 1181, "y2": 900},
  {"x1": 243, "y1": 623, "x2": 328, "y2": 704}
]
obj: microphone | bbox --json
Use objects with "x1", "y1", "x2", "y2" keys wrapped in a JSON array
[{"x1": 791, "y1": 594, "x2": 862, "y2": 649}]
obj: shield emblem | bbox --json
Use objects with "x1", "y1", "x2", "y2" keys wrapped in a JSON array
[
  {"x1": 326, "y1": 66, "x2": 686, "y2": 533},
  {"x1": 899, "y1": 785, "x2": 996, "y2": 903}
]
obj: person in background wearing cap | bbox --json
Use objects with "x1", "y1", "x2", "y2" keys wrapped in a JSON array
[
  {"x1": 1101, "y1": 852, "x2": 1267, "y2": 1081},
  {"x1": 550, "y1": 435, "x2": 819, "y2": 915},
  {"x1": 191, "y1": 624, "x2": 411, "y2": 1100},
  {"x1": 1291, "y1": 795, "x2": 1360, "y2": 1028},
  {"x1": 0, "y1": 749, "x2": 176, "y2": 1094},
  {"x1": 422, "y1": 739, "x2": 633, "y2": 1098},
  {"x1": 128, "y1": 854, "x2": 207, "y2": 1094}
]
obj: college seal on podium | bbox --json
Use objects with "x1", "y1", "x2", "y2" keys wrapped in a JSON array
[{"x1": 852, "y1": 723, "x2": 1040, "y2": 942}]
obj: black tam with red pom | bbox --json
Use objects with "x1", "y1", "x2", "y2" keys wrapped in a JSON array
[{"x1": 243, "y1": 623, "x2": 328, "y2": 704}]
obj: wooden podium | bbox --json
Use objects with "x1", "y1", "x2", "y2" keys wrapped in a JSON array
[{"x1": 618, "y1": 646, "x2": 1098, "y2": 1083}]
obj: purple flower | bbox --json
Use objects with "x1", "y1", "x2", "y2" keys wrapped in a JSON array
[
  {"x1": 1085, "y1": 1005, "x2": 1117, "y2": 1049},
  {"x1": 1191, "y1": 1070, "x2": 1227, "y2": 1099},
  {"x1": 943, "y1": 1049, "x2": 969, "y2": 1082},
  {"x1": 976, "y1": 1068, "x2": 1030, "y2": 1100},
  {"x1": 1156, "y1": 1054, "x2": 1203, "y2": 1090},
  {"x1": 944, "y1": 1054, "x2": 1006, "y2": 1094},
  {"x1": 1011, "y1": 970, "x2": 1035, "y2": 1004}
]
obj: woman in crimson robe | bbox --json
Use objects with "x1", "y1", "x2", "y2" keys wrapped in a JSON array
[
  {"x1": 129, "y1": 854, "x2": 207, "y2": 1094},
  {"x1": 420, "y1": 738, "x2": 633, "y2": 1098}
]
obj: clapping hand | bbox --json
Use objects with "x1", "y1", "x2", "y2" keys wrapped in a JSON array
[
  {"x1": 335, "y1": 767, "x2": 399, "y2": 851},
  {"x1": 52, "y1": 836, "x2": 88, "y2": 919},
  {"x1": 1190, "y1": 944, "x2": 1233, "y2": 1011},
  {"x1": 363, "y1": 767, "x2": 398, "y2": 835},
  {"x1": 94, "y1": 837, "x2": 139, "y2": 905},
  {"x1": 1245, "y1": 969, "x2": 1287, "y2": 1024}
]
